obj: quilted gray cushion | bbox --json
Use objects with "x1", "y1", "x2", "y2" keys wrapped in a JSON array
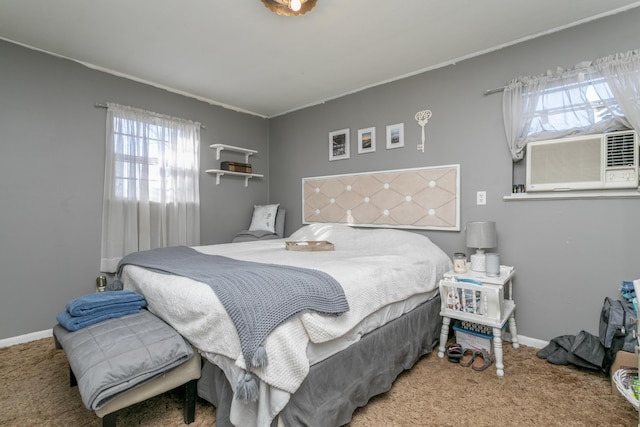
[{"x1": 54, "y1": 310, "x2": 193, "y2": 410}]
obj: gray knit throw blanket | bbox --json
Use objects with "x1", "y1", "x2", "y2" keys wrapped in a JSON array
[{"x1": 113, "y1": 246, "x2": 349, "y2": 402}]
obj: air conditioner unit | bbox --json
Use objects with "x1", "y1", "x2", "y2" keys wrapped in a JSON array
[{"x1": 525, "y1": 130, "x2": 638, "y2": 192}]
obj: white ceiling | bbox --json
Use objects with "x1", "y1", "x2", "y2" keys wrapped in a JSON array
[{"x1": 2, "y1": 0, "x2": 640, "y2": 118}]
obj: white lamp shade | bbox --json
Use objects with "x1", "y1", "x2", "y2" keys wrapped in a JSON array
[{"x1": 465, "y1": 221, "x2": 497, "y2": 249}]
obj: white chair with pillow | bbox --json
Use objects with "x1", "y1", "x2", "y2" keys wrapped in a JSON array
[{"x1": 232, "y1": 204, "x2": 286, "y2": 243}]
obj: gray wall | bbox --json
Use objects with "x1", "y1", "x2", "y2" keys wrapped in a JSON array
[
  {"x1": 2, "y1": 9, "x2": 639, "y2": 343},
  {"x1": 0, "y1": 40, "x2": 269, "y2": 340},
  {"x1": 268, "y1": 10, "x2": 640, "y2": 343}
]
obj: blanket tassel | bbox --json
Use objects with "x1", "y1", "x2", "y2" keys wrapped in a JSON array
[
  {"x1": 251, "y1": 345, "x2": 269, "y2": 368},
  {"x1": 236, "y1": 372, "x2": 259, "y2": 403}
]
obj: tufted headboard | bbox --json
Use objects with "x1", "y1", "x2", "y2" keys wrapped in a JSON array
[{"x1": 302, "y1": 165, "x2": 460, "y2": 231}]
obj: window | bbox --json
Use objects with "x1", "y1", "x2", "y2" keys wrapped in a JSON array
[
  {"x1": 101, "y1": 103, "x2": 201, "y2": 272},
  {"x1": 503, "y1": 50, "x2": 640, "y2": 163},
  {"x1": 523, "y1": 76, "x2": 625, "y2": 138},
  {"x1": 112, "y1": 119, "x2": 196, "y2": 202}
]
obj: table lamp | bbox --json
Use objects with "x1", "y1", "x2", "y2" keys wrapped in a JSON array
[{"x1": 465, "y1": 221, "x2": 497, "y2": 272}]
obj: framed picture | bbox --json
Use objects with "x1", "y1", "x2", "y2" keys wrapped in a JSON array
[
  {"x1": 357, "y1": 127, "x2": 376, "y2": 154},
  {"x1": 329, "y1": 128, "x2": 350, "y2": 161},
  {"x1": 386, "y1": 123, "x2": 404, "y2": 149}
]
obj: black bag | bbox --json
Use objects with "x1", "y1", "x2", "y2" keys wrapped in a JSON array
[
  {"x1": 537, "y1": 333, "x2": 603, "y2": 370},
  {"x1": 599, "y1": 297, "x2": 637, "y2": 374},
  {"x1": 571, "y1": 330, "x2": 605, "y2": 369}
]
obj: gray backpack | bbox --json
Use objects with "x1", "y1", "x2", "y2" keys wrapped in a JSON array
[
  {"x1": 599, "y1": 297, "x2": 636, "y2": 349},
  {"x1": 599, "y1": 297, "x2": 637, "y2": 373}
]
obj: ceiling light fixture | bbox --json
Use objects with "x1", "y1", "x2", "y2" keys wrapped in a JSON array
[{"x1": 261, "y1": 0, "x2": 318, "y2": 16}]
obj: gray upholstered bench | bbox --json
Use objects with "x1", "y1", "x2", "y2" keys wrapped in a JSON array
[{"x1": 53, "y1": 310, "x2": 201, "y2": 427}]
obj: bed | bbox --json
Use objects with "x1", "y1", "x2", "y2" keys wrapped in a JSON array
[{"x1": 120, "y1": 223, "x2": 452, "y2": 426}]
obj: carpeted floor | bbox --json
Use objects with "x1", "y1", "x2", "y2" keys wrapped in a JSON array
[{"x1": 0, "y1": 337, "x2": 637, "y2": 426}]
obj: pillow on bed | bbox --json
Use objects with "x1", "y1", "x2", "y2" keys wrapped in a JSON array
[
  {"x1": 248, "y1": 204, "x2": 280, "y2": 233},
  {"x1": 289, "y1": 223, "x2": 355, "y2": 243}
]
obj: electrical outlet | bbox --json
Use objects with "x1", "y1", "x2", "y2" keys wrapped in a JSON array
[{"x1": 477, "y1": 191, "x2": 486, "y2": 205}]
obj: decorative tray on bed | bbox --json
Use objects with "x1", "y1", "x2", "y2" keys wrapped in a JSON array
[{"x1": 285, "y1": 241, "x2": 335, "y2": 251}]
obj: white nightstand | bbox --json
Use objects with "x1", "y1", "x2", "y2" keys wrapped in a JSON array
[{"x1": 437, "y1": 265, "x2": 519, "y2": 376}]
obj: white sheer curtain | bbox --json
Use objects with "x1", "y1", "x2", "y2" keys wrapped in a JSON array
[
  {"x1": 100, "y1": 103, "x2": 201, "y2": 272},
  {"x1": 597, "y1": 50, "x2": 640, "y2": 132},
  {"x1": 503, "y1": 49, "x2": 640, "y2": 161}
]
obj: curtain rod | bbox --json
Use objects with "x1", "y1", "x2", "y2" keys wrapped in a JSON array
[
  {"x1": 94, "y1": 103, "x2": 206, "y2": 129},
  {"x1": 483, "y1": 87, "x2": 505, "y2": 96}
]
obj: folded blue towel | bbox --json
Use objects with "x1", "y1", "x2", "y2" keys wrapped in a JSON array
[
  {"x1": 56, "y1": 306, "x2": 145, "y2": 332},
  {"x1": 66, "y1": 290, "x2": 146, "y2": 317}
]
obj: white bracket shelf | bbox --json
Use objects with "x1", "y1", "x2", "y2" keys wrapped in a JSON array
[
  {"x1": 205, "y1": 169, "x2": 264, "y2": 187},
  {"x1": 503, "y1": 189, "x2": 640, "y2": 201},
  {"x1": 208, "y1": 144, "x2": 262, "y2": 187},
  {"x1": 209, "y1": 144, "x2": 257, "y2": 163}
]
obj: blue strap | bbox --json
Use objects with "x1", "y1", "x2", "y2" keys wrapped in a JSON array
[{"x1": 455, "y1": 277, "x2": 483, "y2": 286}]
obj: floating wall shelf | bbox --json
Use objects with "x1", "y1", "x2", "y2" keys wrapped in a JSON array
[
  {"x1": 207, "y1": 144, "x2": 263, "y2": 187},
  {"x1": 205, "y1": 169, "x2": 264, "y2": 186},
  {"x1": 210, "y1": 144, "x2": 257, "y2": 162}
]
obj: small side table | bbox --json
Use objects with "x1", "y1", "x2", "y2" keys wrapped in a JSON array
[{"x1": 437, "y1": 266, "x2": 519, "y2": 376}]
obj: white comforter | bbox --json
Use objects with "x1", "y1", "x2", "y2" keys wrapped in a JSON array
[{"x1": 122, "y1": 224, "x2": 451, "y2": 423}]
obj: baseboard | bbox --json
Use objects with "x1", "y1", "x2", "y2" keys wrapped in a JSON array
[
  {"x1": 516, "y1": 334, "x2": 548, "y2": 349},
  {"x1": 0, "y1": 329, "x2": 53, "y2": 348},
  {"x1": 0, "y1": 327, "x2": 549, "y2": 351},
  {"x1": 500, "y1": 332, "x2": 547, "y2": 349}
]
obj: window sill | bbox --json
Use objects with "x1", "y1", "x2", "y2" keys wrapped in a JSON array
[{"x1": 503, "y1": 189, "x2": 640, "y2": 201}]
